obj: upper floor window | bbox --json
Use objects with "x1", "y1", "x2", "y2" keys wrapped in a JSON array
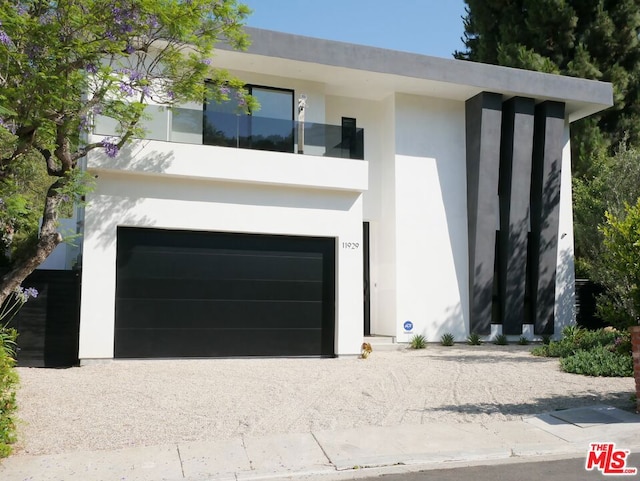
[{"x1": 204, "y1": 84, "x2": 294, "y2": 153}]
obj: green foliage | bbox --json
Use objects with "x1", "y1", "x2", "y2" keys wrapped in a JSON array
[
  {"x1": 440, "y1": 333, "x2": 455, "y2": 346},
  {"x1": 531, "y1": 326, "x2": 632, "y2": 377},
  {"x1": 467, "y1": 332, "x2": 482, "y2": 345},
  {"x1": 573, "y1": 143, "x2": 640, "y2": 279},
  {"x1": 493, "y1": 334, "x2": 508, "y2": 345},
  {"x1": 456, "y1": 1, "x2": 640, "y2": 173},
  {"x1": 0, "y1": 1, "x2": 252, "y2": 300},
  {"x1": 594, "y1": 198, "x2": 640, "y2": 328},
  {"x1": 409, "y1": 334, "x2": 427, "y2": 350},
  {"x1": 560, "y1": 346, "x2": 633, "y2": 377},
  {"x1": 0, "y1": 326, "x2": 18, "y2": 458},
  {"x1": 518, "y1": 336, "x2": 530, "y2": 345}
]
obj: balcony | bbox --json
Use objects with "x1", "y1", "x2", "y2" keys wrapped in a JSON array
[{"x1": 95, "y1": 106, "x2": 364, "y2": 160}]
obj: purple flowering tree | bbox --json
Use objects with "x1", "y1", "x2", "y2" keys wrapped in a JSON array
[{"x1": 0, "y1": 0, "x2": 252, "y2": 305}]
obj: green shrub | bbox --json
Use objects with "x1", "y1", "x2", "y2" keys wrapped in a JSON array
[
  {"x1": 467, "y1": 332, "x2": 482, "y2": 345},
  {"x1": 440, "y1": 333, "x2": 455, "y2": 346},
  {"x1": 560, "y1": 346, "x2": 633, "y2": 377},
  {"x1": 531, "y1": 327, "x2": 623, "y2": 358},
  {"x1": 518, "y1": 336, "x2": 530, "y2": 345},
  {"x1": 409, "y1": 334, "x2": 427, "y2": 349},
  {"x1": 0, "y1": 327, "x2": 18, "y2": 458},
  {"x1": 493, "y1": 334, "x2": 508, "y2": 345}
]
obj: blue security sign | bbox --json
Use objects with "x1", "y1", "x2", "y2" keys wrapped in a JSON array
[{"x1": 403, "y1": 321, "x2": 414, "y2": 332}]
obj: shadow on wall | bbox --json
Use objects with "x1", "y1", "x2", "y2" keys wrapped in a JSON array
[
  {"x1": 90, "y1": 139, "x2": 176, "y2": 174},
  {"x1": 533, "y1": 159, "x2": 569, "y2": 336},
  {"x1": 426, "y1": 302, "x2": 466, "y2": 342},
  {"x1": 85, "y1": 145, "x2": 177, "y2": 250}
]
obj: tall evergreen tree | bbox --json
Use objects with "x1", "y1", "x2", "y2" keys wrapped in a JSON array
[{"x1": 456, "y1": 0, "x2": 640, "y2": 178}]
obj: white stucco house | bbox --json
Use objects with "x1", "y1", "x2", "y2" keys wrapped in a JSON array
[{"x1": 66, "y1": 28, "x2": 613, "y2": 361}]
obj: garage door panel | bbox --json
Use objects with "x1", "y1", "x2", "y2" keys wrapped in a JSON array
[
  {"x1": 115, "y1": 227, "x2": 335, "y2": 358},
  {"x1": 117, "y1": 251, "x2": 324, "y2": 281},
  {"x1": 116, "y1": 278, "x2": 323, "y2": 301},
  {"x1": 116, "y1": 299, "x2": 323, "y2": 329},
  {"x1": 114, "y1": 328, "x2": 323, "y2": 358}
]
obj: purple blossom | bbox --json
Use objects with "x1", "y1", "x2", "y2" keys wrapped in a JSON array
[
  {"x1": 129, "y1": 70, "x2": 143, "y2": 82},
  {"x1": 201, "y1": 58, "x2": 212, "y2": 65},
  {"x1": 79, "y1": 115, "x2": 90, "y2": 132},
  {"x1": 220, "y1": 86, "x2": 230, "y2": 96},
  {"x1": 119, "y1": 82, "x2": 134, "y2": 96},
  {"x1": 147, "y1": 15, "x2": 160, "y2": 29},
  {"x1": 86, "y1": 63, "x2": 98, "y2": 74},
  {"x1": 103, "y1": 138, "x2": 119, "y2": 158},
  {"x1": 141, "y1": 85, "x2": 151, "y2": 97},
  {"x1": 14, "y1": 286, "x2": 38, "y2": 303},
  {"x1": 0, "y1": 118, "x2": 16, "y2": 134},
  {"x1": 0, "y1": 29, "x2": 11, "y2": 46},
  {"x1": 124, "y1": 44, "x2": 135, "y2": 54},
  {"x1": 24, "y1": 287, "x2": 38, "y2": 299}
]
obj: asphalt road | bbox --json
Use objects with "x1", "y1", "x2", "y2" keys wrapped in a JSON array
[{"x1": 368, "y1": 454, "x2": 640, "y2": 481}]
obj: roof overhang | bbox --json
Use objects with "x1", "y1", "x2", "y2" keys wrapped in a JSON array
[{"x1": 215, "y1": 28, "x2": 613, "y2": 122}]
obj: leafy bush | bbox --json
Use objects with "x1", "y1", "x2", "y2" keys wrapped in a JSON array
[
  {"x1": 560, "y1": 346, "x2": 633, "y2": 377},
  {"x1": 467, "y1": 332, "x2": 482, "y2": 345},
  {"x1": 531, "y1": 326, "x2": 632, "y2": 377},
  {"x1": 410, "y1": 334, "x2": 427, "y2": 349},
  {"x1": 493, "y1": 334, "x2": 508, "y2": 345},
  {"x1": 593, "y1": 198, "x2": 640, "y2": 329},
  {"x1": 0, "y1": 327, "x2": 18, "y2": 458},
  {"x1": 531, "y1": 327, "x2": 622, "y2": 358},
  {"x1": 0, "y1": 286, "x2": 37, "y2": 458},
  {"x1": 440, "y1": 333, "x2": 455, "y2": 346},
  {"x1": 518, "y1": 336, "x2": 530, "y2": 345}
]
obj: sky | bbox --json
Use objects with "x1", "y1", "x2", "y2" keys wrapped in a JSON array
[{"x1": 242, "y1": 0, "x2": 468, "y2": 59}]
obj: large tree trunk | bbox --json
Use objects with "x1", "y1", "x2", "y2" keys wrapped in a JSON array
[{"x1": 0, "y1": 181, "x2": 64, "y2": 306}]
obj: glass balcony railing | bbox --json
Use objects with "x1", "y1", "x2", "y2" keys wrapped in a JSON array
[
  {"x1": 94, "y1": 107, "x2": 365, "y2": 161},
  {"x1": 201, "y1": 110, "x2": 365, "y2": 160}
]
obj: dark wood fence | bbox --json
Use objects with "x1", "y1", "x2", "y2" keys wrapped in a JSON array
[{"x1": 5, "y1": 270, "x2": 81, "y2": 367}]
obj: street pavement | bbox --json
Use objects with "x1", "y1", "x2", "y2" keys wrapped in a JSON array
[
  {"x1": 357, "y1": 454, "x2": 640, "y2": 481},
  {"x1": 0, "y1": 404, "x2": 638, "y2": 481}
]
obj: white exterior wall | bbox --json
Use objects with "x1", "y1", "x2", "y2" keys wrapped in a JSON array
[
  {"x1": 325, "y1": 94, "x2": 387, "y2": 335},
  {"x1": 79, "y1": 143, "x2": 367, "y2": 359},
  {"x1": 372, "y1": 95, "x2": 397, "y2": 337},
  {"x1": 555, "y1": 124, "x2": 576, "y2": 337},
  {"x1": 393, "y1": 94, "x2": 468, "y2": 342}
]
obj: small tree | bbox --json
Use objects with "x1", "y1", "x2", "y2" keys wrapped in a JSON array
[
  {"x1": 0, "y1": 0, "x2": 252, "y2": 306},
  {"x1": 596, "y1": 199, "x2": 640, "y2": 328}
]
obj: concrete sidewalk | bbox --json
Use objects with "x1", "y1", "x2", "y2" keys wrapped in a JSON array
[{"x1": 1, "y1": 405, "x2": 639, "y2": 481}]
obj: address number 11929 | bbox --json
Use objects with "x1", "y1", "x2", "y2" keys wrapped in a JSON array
[{"x1": 342, "y1": 242, "x2": 360, "y2": 250}]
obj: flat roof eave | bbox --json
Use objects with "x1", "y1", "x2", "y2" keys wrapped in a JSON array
[{"x1": 216, "y1": 27, "x2": 613, "y2": 121}]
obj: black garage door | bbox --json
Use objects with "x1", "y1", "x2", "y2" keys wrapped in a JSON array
[{"x1": 115, "y1": 227, "x2": 335, "y2": 358}]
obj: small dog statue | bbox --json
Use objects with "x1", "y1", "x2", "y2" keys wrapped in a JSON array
[{"x1": 360, "y1": 342, "x2": 372, "y2": 359}]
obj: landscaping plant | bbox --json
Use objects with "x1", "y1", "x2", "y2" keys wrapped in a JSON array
[
  {"x1": 493, "y1": 334, "x2": 508, "y2": 345},
  {"x1": 410, "y1": 334, "x2": 427, "y2": 349},
  {"x1": 440, "y1": 333, "x2": 455, "y2": 346},
  {"x1": 467, "y1": 332, "x2": 482, "y2": 345},
  {"x1": 0, "y1": 286, "x2": 37, "y2": 458},
  {"x1": 531, "y1": 326, "x2": 632, "y2": 377}
]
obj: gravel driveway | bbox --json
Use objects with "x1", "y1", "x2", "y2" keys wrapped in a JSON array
[{"x1": 13, "y1": 345, "x2": 636, "y2": 456}]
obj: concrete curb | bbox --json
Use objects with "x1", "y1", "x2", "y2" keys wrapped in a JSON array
[{"x1": 1, "y1": 405, "x2": 638, "y2": 481}]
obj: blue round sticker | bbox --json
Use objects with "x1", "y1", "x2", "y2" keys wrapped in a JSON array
[{"x1": 403, "y1": 321, "x2": 413, "y2": 331}]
